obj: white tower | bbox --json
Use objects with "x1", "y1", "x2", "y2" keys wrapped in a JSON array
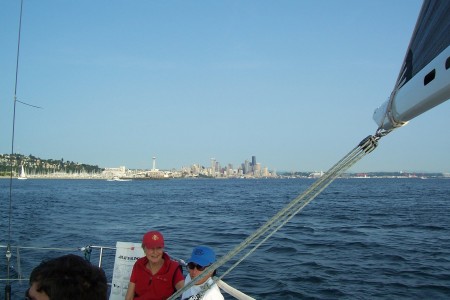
[{"x1": 152, "y1": 157, "x2": 156, "y2": 171}]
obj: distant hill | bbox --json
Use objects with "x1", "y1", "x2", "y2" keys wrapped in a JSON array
[{"x1": 0, "y1": 153, "x2": 104, "y2": 176}]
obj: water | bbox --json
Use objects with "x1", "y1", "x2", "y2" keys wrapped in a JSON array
[{"x1": 1, "y1": 178, "x2": 450, "y2": 299}]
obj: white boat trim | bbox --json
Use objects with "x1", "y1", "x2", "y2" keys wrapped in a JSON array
[{"x1": 216, "y1": 278, "x2": 256, "y2": 300}]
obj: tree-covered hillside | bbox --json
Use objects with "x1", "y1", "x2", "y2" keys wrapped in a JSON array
[{"x1": 0, "y1": 153, "x2": 103, "y2": 176}]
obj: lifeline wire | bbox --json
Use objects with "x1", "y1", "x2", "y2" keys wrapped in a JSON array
[{"x1": 168, "y1": 135, "x2": 380, "y2": 300}]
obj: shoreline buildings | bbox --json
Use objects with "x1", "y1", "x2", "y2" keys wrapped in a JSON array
[
  {"x1": 100, "y1": 155, "x2": 277, "y2": 179},
  {"x1": 183, "y1": 155, "x2": 276, "y2": 178}
]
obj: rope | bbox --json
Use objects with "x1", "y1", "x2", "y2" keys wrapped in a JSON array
[{"x1": 168, "y1": 134, "x2": 380, "y2": 300}]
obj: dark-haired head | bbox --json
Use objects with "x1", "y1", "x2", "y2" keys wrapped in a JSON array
[{"x1": 28, "y1": 254, "x2": 107, "y2": 300}]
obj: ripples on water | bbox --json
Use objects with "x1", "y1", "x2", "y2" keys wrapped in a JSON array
[{"x1": 1, "y1": 178, "x2": 450, "y2": 299}]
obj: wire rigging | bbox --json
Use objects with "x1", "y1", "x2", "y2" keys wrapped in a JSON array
[
  {"x1": 6, "y1": 2, "x2": 25, "y2": 297},
  {"x1": 6, "y1": 1, "x2": 43, "y2": 298},
  {"x1": 3, "y1": 2, "x2": 395, "y2": 299},
  {"x1": 169, "y1": 134, "x2": 381, "y2": 300},
  {"x1": 16, "y1": 100, "x2": 43, "y2": 109}
]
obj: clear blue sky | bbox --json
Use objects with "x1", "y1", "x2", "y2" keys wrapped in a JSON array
[{"x1": 1, "y1": 0, "x2": 448, "y2": 173}]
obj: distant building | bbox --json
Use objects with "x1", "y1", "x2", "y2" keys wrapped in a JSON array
[
  {"x1": 211, "y1": 158, "x2": 216, "y2": 177},
  {"x1": 102, "y1": 166, "x2": 126, "y2": 178},
  {"x1": 244, "y1": 160, "x2": 249, "y2": 174},
  {"x1": 254, "y1": 163, "x2": 261, "y2": 176}
]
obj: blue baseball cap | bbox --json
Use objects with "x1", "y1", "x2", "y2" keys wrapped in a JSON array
[{"x1": 188, "y1": 246, "x2": 216, "y2": 267}]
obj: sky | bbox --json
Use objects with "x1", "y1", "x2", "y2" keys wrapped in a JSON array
[{"x1": 1, "y1": 0, "x2": 448, "y2": 173}]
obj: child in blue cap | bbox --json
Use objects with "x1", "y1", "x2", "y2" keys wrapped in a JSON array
[{"x1": 181, "y1": 246, "x2": 224, "y2": 300}]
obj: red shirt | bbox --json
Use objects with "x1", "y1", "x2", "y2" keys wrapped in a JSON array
[{"x1": 130, "y1": 252, "x2": 184, "y2": 300}]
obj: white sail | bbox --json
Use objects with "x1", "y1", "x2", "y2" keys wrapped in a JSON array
[
  {"x1": 374, "y1": 0, "x2": 450, "y2": 131},
  {"x1": 18, "y1": 164, "x2": 27, "y2": 180}
]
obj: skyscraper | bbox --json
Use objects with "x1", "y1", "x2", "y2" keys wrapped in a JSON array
[
  {"x1": 251, "y1": 156, "x2": 256, "y2": 174},
  {"x1": 211, "y1": 158, "x2": 216, "y2": 177},
  {"x1": 244, "y1": 160, "x2": 249, "y2": 174}
]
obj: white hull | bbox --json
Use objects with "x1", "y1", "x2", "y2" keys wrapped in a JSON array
[{"x1": 107, "y1": 177, "x2": 131, "y2": 182}]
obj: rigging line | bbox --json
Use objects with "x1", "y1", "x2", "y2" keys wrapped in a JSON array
[
  {"x1": 169, "y1": 135, "x2": 380, "y2": 300},
  {"x1": 215, "y1": 142, "x2": 375, "y2": 292},
  {"x1": 13, "y1": 0, "x2": 23, "y2": 99},
  {"x1": 216, "y1": 139, "x2": 374, "y2": 282},
  {"x1": 7, "y1": 0, "x2": 25, "y2": 288},
  {"x1": 16, "y1": 100, "x2": 43, "y2": 109}
]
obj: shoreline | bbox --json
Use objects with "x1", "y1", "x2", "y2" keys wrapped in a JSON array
[{"x1": 1, "y1": 174, "x2": 449, "y2": 180}]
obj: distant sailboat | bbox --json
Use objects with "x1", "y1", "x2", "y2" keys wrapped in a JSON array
[{"x1": 18, "y1": 164, "x2": 27, "y2": 180}]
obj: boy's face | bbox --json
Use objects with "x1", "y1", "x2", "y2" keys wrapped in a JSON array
[{"x1": 26, "y1": 282, "x2": 50, "y2": 300}]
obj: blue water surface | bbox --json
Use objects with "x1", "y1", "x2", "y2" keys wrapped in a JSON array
[{"x1": 1, "y1": 178, "x2": 450, "y2": 299}]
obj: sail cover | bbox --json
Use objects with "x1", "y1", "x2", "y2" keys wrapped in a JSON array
[
  {"x1": 395, "y1": 0, "x2": 450, "y2": 90},
  {"x1": 374, "y1": 0, "x2": 450, "y2": 130}
]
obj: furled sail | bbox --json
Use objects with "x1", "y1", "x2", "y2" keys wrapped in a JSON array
[{"x1": 373, "y1": 0, "x2": 450, "y2": 131}]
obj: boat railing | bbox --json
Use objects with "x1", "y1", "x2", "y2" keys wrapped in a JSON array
[
  {"x1": 1, "y1": 243, "x2": 255, "y2": 299},
  {"x1": 0, "y1": 244, "x2": 116, "y2": 283}
]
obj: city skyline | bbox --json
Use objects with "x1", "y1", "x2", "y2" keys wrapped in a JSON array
[
  {"x1": 3, "y1": 153, "x2": 446, "y2": 181},
  {"x1": 1, "y1": 1, "x2": 449, "y2": 173},
  {"x1": 4, "y1": 152, "x2": 448, "y2": 177}
]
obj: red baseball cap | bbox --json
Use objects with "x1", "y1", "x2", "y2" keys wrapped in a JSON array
[{"x1": 142, "y1": 231, "x2": 165, "y2": 248}]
